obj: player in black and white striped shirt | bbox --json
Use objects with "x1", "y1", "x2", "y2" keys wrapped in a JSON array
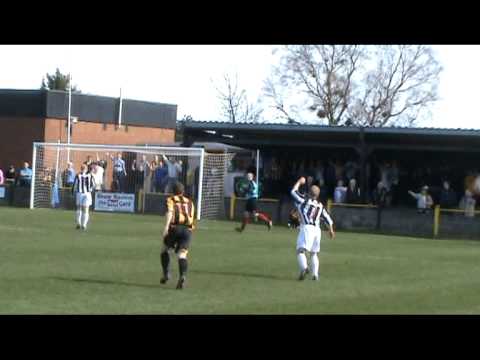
[
  {"x1": 291, "y1": 177, "x2": 335, "y2": 281},
  {"x1": 72, "y1": 163, "x2": 96, "y2": 230}
]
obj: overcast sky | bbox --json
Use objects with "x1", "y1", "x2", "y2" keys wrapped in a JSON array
[{"x1": 0, "y1": 45, "x2": 478, "y2": 129}]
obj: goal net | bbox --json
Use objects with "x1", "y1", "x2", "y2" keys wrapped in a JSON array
[
  {"x1": 30, "y1": 142, "x2": 234, "y2": 220},
  {"x1": 201, "y1": 152, "x2": 235, "y2": 219}
]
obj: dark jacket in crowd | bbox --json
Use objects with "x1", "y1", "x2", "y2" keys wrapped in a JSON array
[
  {"x1": 325, "y1": 163, "x2": 336, "y2": 185},
  {"x1": 439, "y1": 189, "x2": 457, "y2": 209},
  {"x1": 372, "y1": 187, "x2": 388, "y2": 208},
  {"x1": 5, "y1": 167, "x2": 16, "y2": 181},
  {"x1": 346, "y1": 186, "x2": 361, "y2": 204}
]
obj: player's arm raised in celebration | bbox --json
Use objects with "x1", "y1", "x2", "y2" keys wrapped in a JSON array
[
  {"x1": 161, "y1": 154, "x2": 170, "y2": 164},
  {"x1": 321, "y1": 207, "x2": 335, "y2": 239},
  {"x1": 291, "y1": 177, "x2": 306, "y2": 204}
]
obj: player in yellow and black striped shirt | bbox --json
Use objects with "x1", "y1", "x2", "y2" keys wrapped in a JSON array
[{"x1": 160, "y1": 181, "x2": 195, "y2": 289}]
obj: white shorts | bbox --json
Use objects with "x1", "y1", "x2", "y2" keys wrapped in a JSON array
[
  {"x1": 76, "y1": 193, "x2": 92, "y2": 207},
  {"x1": 296, "y1": 225, "x2": 322, "y2": 253}
]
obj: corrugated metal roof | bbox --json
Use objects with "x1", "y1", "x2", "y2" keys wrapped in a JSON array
[{"x1": 180, "y1": 120, "x2": 480, "y2": 136}]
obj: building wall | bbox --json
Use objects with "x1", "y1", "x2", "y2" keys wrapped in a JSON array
[
  {"x1": 42, "y1": 118, "x2": 176, "y2": 188},
  {"x1": 0, "y1": 116, "x2": 45, "y2": 172},
  {"x1": 44, "y1": 118, "x2": 175, "y2": 145},
  {"x1": 0, "y1": 116, "x2": 175, "y2": 177}
]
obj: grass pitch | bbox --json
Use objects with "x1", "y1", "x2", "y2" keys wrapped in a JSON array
[{"x1": 1, "y1": 206, "x2": 480, "y2": 314}]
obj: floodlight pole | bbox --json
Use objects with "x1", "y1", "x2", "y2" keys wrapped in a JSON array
[
  {"x1": 118, "y1": 88, "x2": 123, "y2": 126},
  {"x1": 67, "y1": 73, "x2": 72, "y2": 162}
]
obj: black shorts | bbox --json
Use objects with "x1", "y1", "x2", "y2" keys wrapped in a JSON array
[
  {"x1": 245, "y1": 198, "x2": 257, "y2": 213},
  {"x1": 164, "y1": 225, "x2": 192, "y2": 253}
]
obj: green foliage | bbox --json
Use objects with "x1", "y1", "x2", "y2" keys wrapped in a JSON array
[{"x1": 41, "y1": 68, "x2": 80, "y2": 92}]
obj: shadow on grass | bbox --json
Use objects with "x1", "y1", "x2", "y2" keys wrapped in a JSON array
[
  {"x1": 50, "y1": 276, "x2": 175, "y2": 290},
  {"x1": 190, "y1": 269, "x2": 291, "y2": 281}
]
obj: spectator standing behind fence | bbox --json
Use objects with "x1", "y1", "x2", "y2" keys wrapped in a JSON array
[
  {"x1": 380, "y1": 162, "x2": 392, "y2": 192},
  {"x1": 346, "y1": 178, "x2": 361, "y2": 204},
  {"x1": 334, "y1": 180, "x2": 347, "y2": 203},
  {"x1": 335, "y1": 159, "x2": 344, "y2": 184},
  {"x1": 460, "y1": 189, "x2": 476, "y2": 218},
  {"x1": 372, "y1": 181, "x2": 388, "y2": 230},
  {"x1": 5, "y1": 165, "x2": 16, "y2": 184},
  {"x1": 312, "y1": 160, "x2": 325, "y2": 187},
  {"x1": 96, "y1": 153, "x2": 108, "y2": 186},
  {"x1": 144, "y1": 156, "x2": 153, "y2": 193},
  {"x1": 132, "y1": 155, "x2": 150, "y2": 192},
  {"x1": 372, "y1": 181, "x2": 388, "y2": 207},
  {"x1": 154, "y1": 159, "x2": 168, "y2": 193},
  {"x1": 390, "y1": 160, "x2": 400, "y2": 205},
  {"x1": 464, "y1": 171, "x2": 476, "y2": 195},
  {"x1": 91, "y1": 162, "x2": 104, "y2": 191},
  {"x1": 344, "y1": 160, "x2": 357, "y2": 183},
  {"x1": 96, "y1": 153, "x2": 108, "y2": 170},
  {"x1": 85, "y1": 155, "x2": 95, "y2": 173},
  {"x1": 149, "y1": 157, "x2": 158, "y2": 192},
  {"x1": 408, "y1": 186, "x2": 433, "y2": 214},
  {"x1": 18, "y1": 162, "x2": 32, "y2": 187},
  {"x1": 162, "y1": 154, "x2": 182, "y2": 193},
  {"x1": 63, "y1": 162, "x2": 76, "y2": 187},
  {"x1": 439, "y1": 181, "x2": 457, "y2": 209},
  {"x1": 110, "y1": 153, "x2": 127, "y2": 192}
]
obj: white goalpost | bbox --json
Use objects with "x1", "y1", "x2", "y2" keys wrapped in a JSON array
[{"x1": 30, "y1": 142, "x2": 234, "y2": 220}]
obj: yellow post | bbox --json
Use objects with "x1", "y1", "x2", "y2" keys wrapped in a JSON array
[
  {"x1": 327, "y1": 198, "x2": 332, "y2": 212},
  {"x1": 433, "y1": 205, "x2": 440, "y2": 237},
  {"x1": 230, "y1": 194, "x2": 236, "y2": 220}
]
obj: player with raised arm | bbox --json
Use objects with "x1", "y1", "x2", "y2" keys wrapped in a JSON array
[
  {"x1": 72, "y1": 163, "x2": 96, "y2": 231},
  {"x1": 160, "y1": 181, "x2": 195, "y2": 290},
  {"x1": 161, "y1": 154, "x2": 183, "y2": 194},
  {"x1": 291, "y1": 177, "x2": 335, "y2": 281},
  {"x1": 236, "y1": 172, "x2": 273, "y2": 232}
]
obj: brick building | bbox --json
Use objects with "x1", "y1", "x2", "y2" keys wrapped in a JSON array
[{"x1": 0, "y1": 89, "x2": 177, "y2": 172}]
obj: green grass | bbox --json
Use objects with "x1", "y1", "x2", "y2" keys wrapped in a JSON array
[{"x1": 1, "y1": 206, "x2": 480, "y2": 314}]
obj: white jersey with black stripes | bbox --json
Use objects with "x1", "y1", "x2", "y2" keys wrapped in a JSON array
[
  {"x1": 72, "y1": 172, "x2": 96, "y2": 194},
  {"x1": 290, "y1": 189, "x2": 333, "y2": 228}
]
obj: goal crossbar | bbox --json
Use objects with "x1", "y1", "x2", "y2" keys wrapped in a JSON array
[{"x1": 34, "y1": 142, "x2": 204, "y2": 155}]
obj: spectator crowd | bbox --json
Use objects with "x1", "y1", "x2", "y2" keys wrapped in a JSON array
[
  {"x1": 0, "y1": 162, "x2": 33, "y2": 187},
  {"x1": 260, "y1": 156, "x2": 480, "y2": 216},
  {"x1": 58, "y1": 152, "x2": 184, "y2": 195},
  {"x1": 2, "y1": 152, "x2": 478, "y2": 217}
]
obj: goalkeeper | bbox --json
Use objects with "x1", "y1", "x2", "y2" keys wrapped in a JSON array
[{"x1": 236, "y1": 172, "x2": 273, "y2": 232}]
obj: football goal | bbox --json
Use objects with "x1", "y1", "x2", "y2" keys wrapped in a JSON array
[{"x1": 30, "y1": 142, "x2": 234, "y2": 220}]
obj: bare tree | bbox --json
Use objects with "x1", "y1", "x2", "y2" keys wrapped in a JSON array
[
  {"x1": 263, "y1": 77, "x2": 300, "y2": 124},
  {"x1": 268, "y1": 45, "x2": 442, "y2": 127},
  {"x1": 243, "y1": 96, "x2": 264, "y2": 124},
  {"x1": 350, "y1": 45, "x2": 442, "y2": 127},
  {"x1": 214, "y1": 73, "x2": 263, "y2": 123},
  {"x1": 266, "y1": 45, "x2": 365, "y2": 125}
]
